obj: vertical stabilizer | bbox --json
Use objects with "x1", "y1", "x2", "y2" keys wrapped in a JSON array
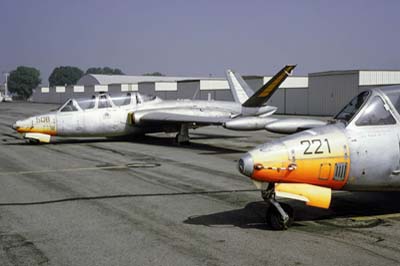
[
  {"x1": 242, "y1": 65, "x2": 296, "y2": 107},
  {"x1": 226, "y1": 69, "x2": 254, "y2": 104}
]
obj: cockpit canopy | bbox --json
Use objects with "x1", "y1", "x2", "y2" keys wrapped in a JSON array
[
  {"x1": 335, "y1": 88, "x2": 400, "y2": 127},
  {"x1": 57, "y1": 92, "x2": 159, "y2": 112},
  {"x1": 334, "y1": 91, "x2": 370, "y2": 123}
]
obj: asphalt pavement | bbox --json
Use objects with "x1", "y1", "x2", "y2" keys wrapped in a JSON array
[{"x1": 1, "y1": 102, "x2": 400, "y2": 266}]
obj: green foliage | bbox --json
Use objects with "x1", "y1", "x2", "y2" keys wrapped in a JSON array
[
  {"x1": 49, "y1": 66, "x2": 84, "y2": 87},
  {"x1": 143, "y1": 72, "x2": 164, "y2": 76},
  {"x1": 8, "y1": 66, "x2": 41, "y2": 99},
  {"x1": 85, "y1": 67, "x2": 125, "y2": 75}
]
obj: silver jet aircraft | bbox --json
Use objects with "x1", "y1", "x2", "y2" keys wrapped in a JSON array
[
  {"x1": 238, "y1": 85, "x2": 400, "y2": 230},
  {"x1": 13, "y1": 65, "x2": 324, "y2": 143}
]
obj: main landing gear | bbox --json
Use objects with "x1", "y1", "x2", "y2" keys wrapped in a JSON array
[
  {"x1": 27, "y1": 139, "x2": 40, "y2": 144},
  {"x1": 262, "y1": 183, "x2": 294, "y2": 230},
  {"x1": 175, "y1": 124, "x2": 190, "y2": 145}
]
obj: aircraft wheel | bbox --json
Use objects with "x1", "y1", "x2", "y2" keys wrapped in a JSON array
[
  {"x1": 175, "y1": 134, "x2": 190, "y2": 145},
  {"x1": 27, "y1": 139, "x2": 40, "y2": 144},
  {"x1": 266, "y1": 203, "x2": 294, "y2": 230}
]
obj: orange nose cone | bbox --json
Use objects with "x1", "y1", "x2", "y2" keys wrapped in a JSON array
[
  {"x1": 13, "y1": 115, "x2": 57, "y2": 136},
  {"x1": 248, "y1": 141, "x2": 291, "y2": 183},
  {"x1": 13, "y1": 119, "x2": 32, "y2": 133},
  {"x1": 245, "y1": 126, "x2": 351, "y2": 190}
]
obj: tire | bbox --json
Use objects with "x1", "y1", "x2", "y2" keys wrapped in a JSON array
[
  {"x1": 266, "y1": 203, "x2": 294, "y2": 230},
  {"x1": 175, "y1": 134, "x2": 190, "y2": 145},
  {"x1": 27, "y1": 139, "x2": 40, "y2": 144}
]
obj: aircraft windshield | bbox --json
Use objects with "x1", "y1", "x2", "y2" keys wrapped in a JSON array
[
  {"x1": 59, "y1": 99, "x2": 79, "y2": 112},
  {"x1": 355, "y1": 96, "x2": 396, "y2": 126},
  {"x1": 334, "y1": 91, "x2": 370, "y2": 123},
  {"x1": 112, "y1": 93, "x2": 132, "y2": 106},
  {"x1": 141, "y1": 94, "x2": 157, "y2": 102},
  {"x1": 98, "y1": 94, "x2": 112, "y2": 108},
  {"x1": 76, "y1": 96, "x2": 96, "y2": 110},
  {"x1": 386, "y1": 92, "x2": 400, "y2": 115}
]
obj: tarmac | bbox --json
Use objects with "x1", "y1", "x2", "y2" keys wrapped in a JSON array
[{"x1": 1, "y1": 102, "x2": 400, "y2": 266}]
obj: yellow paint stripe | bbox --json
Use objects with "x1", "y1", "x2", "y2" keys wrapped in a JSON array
[
  {"x1": 257, "y1": 65, "x2": 295, "y2": 98},
  {"x1": 258, "y1": 74, "x2": 286, "y2": 97}
]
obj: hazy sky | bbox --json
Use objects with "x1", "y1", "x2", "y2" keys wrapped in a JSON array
[{"x1": 1, "y1": 0, "x2": 400, "y2": 84}]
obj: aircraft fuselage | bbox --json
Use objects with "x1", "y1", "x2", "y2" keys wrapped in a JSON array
[{"x1": 13, "y1": 94, "x2": 245, "y2": 140}]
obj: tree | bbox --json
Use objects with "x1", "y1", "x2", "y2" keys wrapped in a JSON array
[
  {"x1": 8, "y1": 66, "x2": 41, "y2": 99},
  {"x1": 49, "y1": 66, "x2": 84, "y2": 87},
  {"x1": 85, "y1": 67, "x2": 125, "y2": 75},
  {"x1": 143, "y1": 72, "x2": 164, "y2": 76}
]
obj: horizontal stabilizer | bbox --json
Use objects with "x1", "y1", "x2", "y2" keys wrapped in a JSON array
[{"x1": 243, "y1": 65, "x2": 296, "y2": 107}]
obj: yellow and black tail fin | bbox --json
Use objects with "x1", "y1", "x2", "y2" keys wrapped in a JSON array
[{"x1": 242, "y1": 65, "x2": 296, "y2": 107}]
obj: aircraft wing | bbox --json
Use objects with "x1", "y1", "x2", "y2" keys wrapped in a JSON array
[{"x1": 131, "y1": 109, "x2": 232, "y2": 126}]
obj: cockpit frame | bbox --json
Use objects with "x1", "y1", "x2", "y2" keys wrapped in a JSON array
[
  {"x1": 56, "y1": 92, "x2": 160, "y2": 113},
  {"x1": 340, "y1": 88, "x2": 400, "y2": 129}
]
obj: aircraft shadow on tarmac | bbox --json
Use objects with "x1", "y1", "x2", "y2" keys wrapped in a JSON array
[
  {"x1": 184, "y1": 192, "x2": 400, "y2": 230},
  {"x1": 4, "y1": 133, "x2": 245, "y2": 154}
]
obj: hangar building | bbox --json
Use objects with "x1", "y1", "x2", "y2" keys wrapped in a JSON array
[
  {"x1": 31, "y1": 70, "x2": 400, "y2": 116},
  {"x1": 308, "y1": 70, "x2": 400, "y2": 115},
  {"x1": 31, "y1": 74, "x2": 308, "y2": 114}
]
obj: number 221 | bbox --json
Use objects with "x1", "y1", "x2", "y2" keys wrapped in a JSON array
[{"x1": 300, "y1": 139, "x2": 331, "y2": 155}]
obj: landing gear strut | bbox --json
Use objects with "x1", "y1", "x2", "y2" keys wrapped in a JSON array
[
  {"x1": 175, "y1": 124, "x2": 190, "y2": 145},
  {"x1": 262, "y1": 183, "x2": 294, "y2": 230}
]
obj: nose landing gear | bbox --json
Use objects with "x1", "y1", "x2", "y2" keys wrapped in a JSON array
[
  {"x1": 175, "y1": 124, "x2": 190, "y2": 145},
  {"x1": 262, "y1": 183, "x2": 294, "y2": 230}
]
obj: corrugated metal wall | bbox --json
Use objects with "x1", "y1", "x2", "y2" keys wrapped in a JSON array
[
  {"x1": 199, "y1": 91, "x2": 215, "y2": 100},
  {"x1": 162, "y1": 91, "x2": 178, "y2": 100},
  {"x1": 242, "y1": 78, "x2": 263, "y2": 92},
  {"x1": 32, "y1": 70, "x2": 400, "y2": 115},
  {"x1": 138, "y1": 82, "x2": 155, "y2": 96},
  {"x1": 31, "y1": 78, "x2": 303, "y2": 114},
  {"x1": 308, "y1": 72, "x2": 359, "y2": 115},
  {"x1": 268, "y1": 89, "x2": 285, "y2": 114},
  {"x1": 359, "y1": 71, "x2": 400, "y2": 86},
  {"x1": 177, "y1": 81, "x2": 200, "y2": 99},
  {"x1": 215, "y1": 90, "x2": 234, "y2": 101},
  {"x1": 285, "y1": 88, "x2": 308, "y2": 115},
  {"x1": 108, "y1": 84, "x2": 122, "y2": 95}
]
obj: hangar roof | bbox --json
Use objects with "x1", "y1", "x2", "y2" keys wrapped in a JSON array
[
  {"x1": 77, "y1": 74, "x2": 222, "y2": 86},
  {"x1": 77, "y1": 73, "x2": 309, "y2": 89},
  {"x1": 309, "y1": 70, "x2": 400, "y2": 86}
]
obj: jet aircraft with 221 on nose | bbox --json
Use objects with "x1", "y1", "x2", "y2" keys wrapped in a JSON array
[
  {"x1": 12, "y1": 65, "x2": 325, "y2": 144},
  {"x1": 238, "y1": 85, "x2": 400, "y2": 230}
]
